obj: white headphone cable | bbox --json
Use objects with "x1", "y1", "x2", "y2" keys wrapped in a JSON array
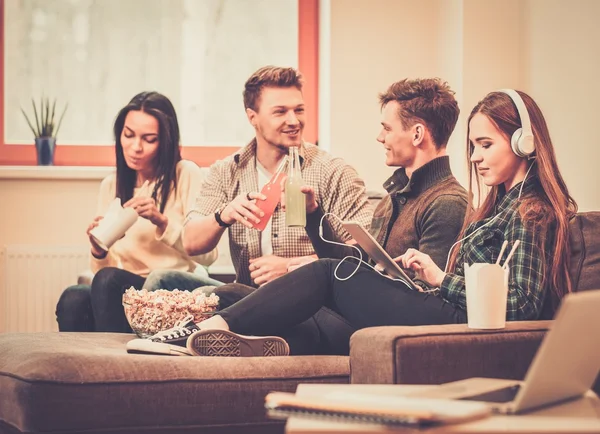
[
  {"x1": 442, "y1": 160, "x2": 536, "y2": 273},
  {"x1": 318, "y1": 213, "x2": 428, "y2": 290}
]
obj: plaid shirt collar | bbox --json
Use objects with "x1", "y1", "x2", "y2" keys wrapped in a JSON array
[
  {"x1": 233, "y1": 138, "x2": 307, "y2": 167},
  {"x1": 495, "y1": 177, "x2": 537, "y2": 213}
]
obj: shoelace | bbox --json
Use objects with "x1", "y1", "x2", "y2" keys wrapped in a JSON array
[{"x1": 149, "y1": 315, "x2": 197, "y2": 342}]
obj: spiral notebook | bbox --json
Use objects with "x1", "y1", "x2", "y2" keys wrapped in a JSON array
[{"x1": 265, "y1": 391, "x2": 491, "y2": 428}]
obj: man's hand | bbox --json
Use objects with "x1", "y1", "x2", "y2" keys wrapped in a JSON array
[
  {"x1": 124, "y1": 197, "x2": 168, "y2": 233},
  {"x1": 249, "y1": 255, "x2": 291, "y2": 286},
  {"x1": 280, "y1": 175, "x2": 319, "y2": 214},
  {"x1": 220, "y1": 192, "x2": 267, "y2": 229},
  {"x1": 287, "y1": 255, "x2": 318, "y2": 272},
  {"x1": 395, "y1": 248, "x2": 446, "y2": 288}
]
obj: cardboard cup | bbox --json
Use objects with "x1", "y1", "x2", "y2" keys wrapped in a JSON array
[
  {"x1": 89, "y1": 199, "x2": 138, "y2": 251},
  {"x1": 464, "y1": 263, "x2": 509, "y2": 329}
]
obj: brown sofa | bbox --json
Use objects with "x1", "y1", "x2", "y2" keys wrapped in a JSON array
[
  {"x1": 349, "y1": 211, "x2": 600, "y2": 392},
  {"x1": 0, "y1": 333, "x2": 348, "y2": 434},
  {"x1": 1, "y1": 213, "x2": 598, "y2": 434}
]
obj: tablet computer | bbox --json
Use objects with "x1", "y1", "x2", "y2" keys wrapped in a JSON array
[{"x1": 341, "y1": 221, "x2": 420, "y2": 291}]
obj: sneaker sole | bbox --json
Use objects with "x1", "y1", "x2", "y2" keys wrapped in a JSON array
[{"x1": 187, "y1": 329, "x2": 289, "y2": 357}]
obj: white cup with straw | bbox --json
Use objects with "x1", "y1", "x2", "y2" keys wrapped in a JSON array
[{"x1": 464, "y1": 240, "x2": 520, "y2": 329}]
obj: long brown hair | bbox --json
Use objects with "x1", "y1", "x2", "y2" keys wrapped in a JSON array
[{"x1": 448, "y1": 91, "x2": 577, "y2": 307}]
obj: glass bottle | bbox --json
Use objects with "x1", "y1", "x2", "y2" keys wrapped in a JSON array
[
  {"x1": 285, "y1": 146, "x2": 306, "y2": 227},
  {"x1": 252, "y1": 156, "x2": 288, "y2": 231}
]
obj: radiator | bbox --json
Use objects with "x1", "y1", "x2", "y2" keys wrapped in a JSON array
[{"x1": 2, "y1": 245, "x2": 90, "y2": 332}]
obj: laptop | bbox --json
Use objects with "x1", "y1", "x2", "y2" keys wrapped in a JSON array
[
  {"x1": 340, "y1": 221, "x2": 419, "y2": 291},
  {"x1": 412, "y1": 290, "x2": 600, "y2": 414}
]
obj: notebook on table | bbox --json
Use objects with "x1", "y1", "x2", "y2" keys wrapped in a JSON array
[{"x1": 265, "y1": 390, "x2": 491, "y2": 428}]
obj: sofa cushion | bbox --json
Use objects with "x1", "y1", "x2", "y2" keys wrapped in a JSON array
[
  {"x1": 540, "y1": 211, "x2": 600, "y2": 320},
  {"x1": 569, "y1": 211, "x2": 600, "y2": 291},
  {"x1": 0, "y1": 332, "x2": 349, "y2": 434}
]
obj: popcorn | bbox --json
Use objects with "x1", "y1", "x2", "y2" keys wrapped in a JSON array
[{"x1": 122, "y1": 287, "x2": 220, "y2": 337}]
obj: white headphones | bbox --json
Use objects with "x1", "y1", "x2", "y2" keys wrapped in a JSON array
[{"x1": 497, "y1": 89, "x2": 536, "y2": 158}]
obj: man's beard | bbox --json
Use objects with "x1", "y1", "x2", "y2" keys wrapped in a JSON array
[{"x1": 257, "y1": 126, "x2": 302, "y2": 151}]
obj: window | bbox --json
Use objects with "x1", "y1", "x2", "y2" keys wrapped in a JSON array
[{"x1": 0, "y1": 0, "x2": 318, "y2": 166}]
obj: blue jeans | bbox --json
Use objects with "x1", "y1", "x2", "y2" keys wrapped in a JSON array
[{"x1": 143, "y1": 269, "x2": 225, "y2": 292}]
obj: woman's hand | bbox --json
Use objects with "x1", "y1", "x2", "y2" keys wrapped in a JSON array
[
  {"x1": 86, "y1": 216, "x2": 107, "y2": 258},
  {"x1": 124, "y1": 197, "x2": 168, "y2": 233},
  {"x1": 396, "y1": 248, "x2": 446, "y2": 288}
]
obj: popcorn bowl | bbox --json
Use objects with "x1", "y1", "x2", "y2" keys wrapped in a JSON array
[{"x1": 122, "y1": 287, "x2": 220, "y2": 338}]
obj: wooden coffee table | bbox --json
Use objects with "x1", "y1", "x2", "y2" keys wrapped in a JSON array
[{"x1": 285, "y1": 380, "x2": 600, "y2": 433}]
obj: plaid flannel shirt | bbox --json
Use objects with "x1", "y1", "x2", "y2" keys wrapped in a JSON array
[
  {"x1": 186, "y1": 140, "x2": 372, "y2": 286},
  {"x1": 440, "y1": 179, "x2": 552, "y2": 320}
]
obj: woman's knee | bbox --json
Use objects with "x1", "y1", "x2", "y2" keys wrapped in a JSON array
[
  {"x1": 56, "y1": 285, "x2": 93, "y2": 331},
  {"x1": 91, "y1": 267, "x2": 122, "y2": 290},
  {"x1": 143, "y1": 269, "x2": 173, "y2": 291},
  {"x1": 213, "y1": 283, "x2": 256, "y2": 309},
  {"x1": 57, "y1": 285, "x2": 92, "y2": 312}
]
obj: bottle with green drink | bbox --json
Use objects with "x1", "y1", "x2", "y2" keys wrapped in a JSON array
[{"x1": 285, "y1": 146, "x2": 306, "y2": 227}]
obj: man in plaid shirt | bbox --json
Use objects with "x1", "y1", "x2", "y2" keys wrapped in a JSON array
[{"x1": 156, "y1": 66, "x2": 372, "y2": 289}]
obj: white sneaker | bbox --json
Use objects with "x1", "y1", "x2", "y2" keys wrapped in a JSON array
[
  {"x1": 126, "y1": 338, "x2": 193, "y2": 356},
  {"x1": 126, "y1": 315, "x2": 199, "y2": 356}
]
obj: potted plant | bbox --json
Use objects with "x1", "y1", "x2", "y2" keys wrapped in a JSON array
[{"x1": 21, "y1": 97, "x2": 68, "y2": 166}]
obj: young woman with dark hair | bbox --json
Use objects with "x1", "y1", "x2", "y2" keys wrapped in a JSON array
[{"x1": 56, "y1": 92, "x2": 218, "y2": 333}]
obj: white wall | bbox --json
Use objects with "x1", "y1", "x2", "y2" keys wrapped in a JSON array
[
  {"x1": 327, "y1": 0, "x2": 600, "y2": 211},
  {"x1": 0, "y1": 170, "x2": 233, "y2": 333},
  {"x1": 523, "y1": 0, "x2": 600, "y2": 211}
]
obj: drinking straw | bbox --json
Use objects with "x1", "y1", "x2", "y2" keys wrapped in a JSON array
[{"x1": 502, "y1": 240, "x2": 521, "y2": 269}]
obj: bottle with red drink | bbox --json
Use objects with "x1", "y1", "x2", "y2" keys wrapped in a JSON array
[{"x1": 253, "y1": 156, "x2": 288, "y2": 231}]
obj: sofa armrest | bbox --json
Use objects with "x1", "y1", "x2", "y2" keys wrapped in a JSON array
[
  {"x1": 349, "y1": 321, "x2": 551, "y2": 385},
  {"x1": 77, "y1": 269, "x2": 95, "y2": 286}
]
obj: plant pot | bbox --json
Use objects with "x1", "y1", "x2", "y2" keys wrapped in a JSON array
[{"x1": 35, "y1": 137, "x2": 56, "y2": 166}]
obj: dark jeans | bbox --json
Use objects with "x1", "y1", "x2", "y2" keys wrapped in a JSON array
[
  {"x1": 214, "y1": 283, "x2": 356, "y2": 355},
  {"x1": 91, "y1": 267, "x2": 145, "y2": 332},
  {"x1": 55, "y1": 267, "x2": 145, "y2": 332},
  {"x1": 56, "y1": 284, "x2": 94, "y2": 332},
  {"x1": 216, "y1": 259, "x2": 467, "y2": 354}
]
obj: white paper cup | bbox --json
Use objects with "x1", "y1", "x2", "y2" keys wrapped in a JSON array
[
  {"x1": 89, "y1": 199, "x2": 138, "y2": 251},
  {"x1": 464, "y1": 263, "x2": 509, "y2": 329}
]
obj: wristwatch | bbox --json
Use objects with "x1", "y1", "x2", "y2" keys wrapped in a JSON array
[{"x1": 214, "y1": 207, "x2": 233, "y2": 228}]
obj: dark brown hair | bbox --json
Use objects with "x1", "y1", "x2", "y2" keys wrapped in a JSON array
[
  {"x1": 448, "y1": 90, "x2": 577, "y2": 308},
  {"x1": 113, "y1": 91, "x2": 181, "y2": 213},
  {"x1": 243, "y1": 66, "x2": 304, "y2": 112},
  {"x1": 378, "y1": 78, "x2": 459, "y2": 149}
]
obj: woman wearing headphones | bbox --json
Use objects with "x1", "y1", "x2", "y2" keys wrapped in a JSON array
[
  {"x1": 132, "y1": 89, "x2": 577, "y2": 357},
  {"x1": 399, "y1": 89, "x2": 576, "y2": 320}
]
